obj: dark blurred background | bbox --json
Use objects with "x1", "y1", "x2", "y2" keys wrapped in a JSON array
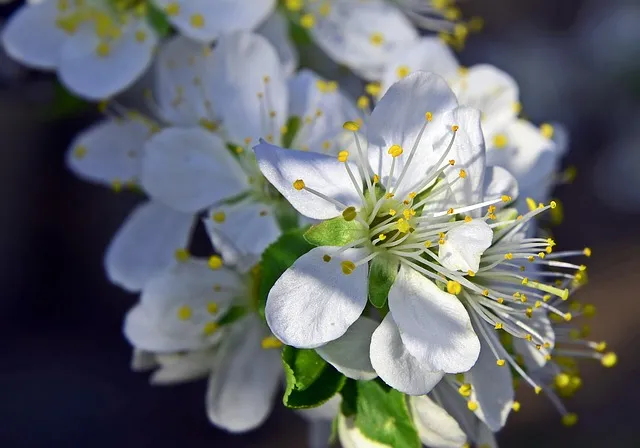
[{"x1": 0, "y1": 0, "x2": 639, "y2": 446}]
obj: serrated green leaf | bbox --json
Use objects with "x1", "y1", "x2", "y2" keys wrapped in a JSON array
[
  {"x1": 258, "y1": 227, "x2": 313, "y2": 318},
  {"x1": 146, "y1": 3, "x2": 171, "y2": 37},
  {"x1": 282, "y1": 346, "x2": 327, "y2": 391},
  {"x1": 217, "y1": 306, "x2": 248, "y2": 327},
  {"x1": 355, "y1": 381, "x2": 420, "y2": 448},
  {"x1": 368, "y1": 255, "x2": 398, "y2": 308},
  {"x1": 282, "y1": 346, "x2": 346, "y2": 409},
  {"x1": 282, "y1": 116, "x2": 302, "y2": 148},
  {"x1": 340, "y1": 379, "x2": 358, "y2": 417},
  {"x1": 304, "y1": 216, "x2": 364, "y2": 247}
]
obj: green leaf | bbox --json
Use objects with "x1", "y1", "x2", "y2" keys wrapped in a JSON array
[
  {"x1": 368, "y1": 255, "x2": 398, "y2": 308},
  {"x1": 274, "y1": 201, "x2": 300, "y2": 232},
  {"x1": 304, "y1": 216, "x2": 365, "y2": 247},
  {"x1": 146, "y1": 3, "x2": 171, "y2": 37},
  {"x1": 282, "y1": 116, "x2": 302, "y2": 148},
  {"x1": 217, "y1": 306, "x2": 248, "y2": 327},
  {"x1": 258, "y1": 227, "x2": 314, "y2": 318},
  {"x1": 340, "y1": 379, "x2": 358, "y2": 417},
  {"x1": 355, "y1": 381, "x2": 420, "y2": 448},
  {"x1": 288, "y1": 21, "x2": 313, "y2": 46},
  {"x1": 282, "y1": 346, "x2": 347, "y2": 408},
  {"x1": 44, "y1": 82, "x2": 89, "y2": 119}
]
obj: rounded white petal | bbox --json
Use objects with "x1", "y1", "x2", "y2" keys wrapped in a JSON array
[
  {"x1": 206, "y1": 315, "x2": 282, "y2": 432},
  {"x1": 151, "y1": 349, "x2": 217, "y2": 385},
  {"x1": 370, "y1": 313, "x2": 444, "y2": 395},
  {"x1": 388, "y1": 265, "x2": 480, "y2": 373},
  {"x1": 1, "y1": 1, "x2": 66, "y2": 69},
  {"x1": 410, "y1": 395, "x2": 467, "y2": 448},
  {"x1": 141, "y1": 127, "x2": 248, "y2": 213},
  {"x1": 316, "y1": 316, "x2": 378, "y2": 380},
  {"x1": 366, "y1": 71, "x2": 458, "y2": 198},
  {"x1": 257, "y1": 12, "x2": 297, "y2": 76},
  {"x1": 153, "y1": 35, "x2": 218, "y2": 126},
  {"x1": 210, "y1": 31, "x2": 287, "y2": 146},
  {"x1": 465, "y1": 326, "x2": 514, "y2": 431},
  {"x1": 66, "y1": 117, "x2": 153, "y2": 187},
  {"x1": 482, "y1": 166, "x2": 519, "y2": 204},
  {"x1": 123, "y1": 260, "x2": 240, "y2": 352},
  {"x1": 105, "y1": 201, "x2": 194, "y2": 292},
  {"x1": 338, "y1": 414, "x2": 388, "y2": 448},
  {"x1": 380, "y1": 36, "x2": 459, "y2": 96},
  {"x1": 203, "y1": 200, "x2": 281, "y2": 272},
  {"x1": 58, "y1": 21, "x2": 157, "y2": 99},
  {"x1": 265, "y1": 246, "x2": 369, "y2": 348},
  {"x1": 155, "y1": 0, "x2": 275, "y2": 42},
  {"x1": 254, "y1": 140, "x2": 364, "y2": 220},
  {"x1": 439, "y1": 220, "x2": 493, "y2": 274}
]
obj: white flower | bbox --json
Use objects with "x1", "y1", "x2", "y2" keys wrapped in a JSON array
[
  {"x1": 282, "y1": 0, "x2": 418, "y2": 80},
  {"x1": 124, "y1": 258, "x2": 283, "y2": 433},
  {"x1": 142, "y1": 31, "x2": 360, "y2": 269},
  {"x1": 255, "y1": 71, "x2": 518, "y2": 394},
  {"x1": 380, "y1": 37, "x2": 566, "y2": 210}
]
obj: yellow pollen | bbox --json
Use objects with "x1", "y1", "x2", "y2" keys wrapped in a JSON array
[
  {"x1": 458, "y1": 383, "x2": 472, "y2": 397},
  {"x1": 190, "y1": 13, "x2": 204, "y2": 28},
  {"x1": 447, "y1": 207, "x2": 454, "y2": 215},
  {"x1": 583, "y1": 247, "x2": 592, "y2": 257},
  {"x1": 424, "y1": 240, "x2": 432, "y2": 248},
  {"x1": 396, "y1": 65, "x2": 410, "y2": 79},
  {"x1": 555, "y1": 373, "x2": 571, "y2": 388},
  {"x1": 176, "y1": 305, "x2": 192, "y2": 321},
  {"x1": 378, "y1": 233, "x2": 387, "y2": 241},
  {"x1": 388, "y1": 209, "x2": 397, "y2": 217},
  {"x1": 96, "y1": 42, "x2": 111, "y2": 57},
  {"x1": 446, "y1": 281, "x2": 462, "y2": 295},
  {"x1": 482, "y1": 289, "x2": 489, "y2": 296},
  {"x1": 322, "y1": 254, "x2": 332, "y2": 263},
  {"x1": 425, "y1": 111, "x2": 433, "y2": 121},
  {"x1": 562, "y1": 413, "x2": 578, "y2": 427},
  {"x1": 493, "y1": 134, "x2": 508, "y2": 148},
  {"x1": 388, "y1": 144, "x2": 404, "y2": 158},
  {"x1": 494, "y1": 322, "x2": 503, "y2": 330},
  {"x1": 385, "y1": 193, "x2": 395, "y2": 199},
  {"x1": 343, "y1": 121, "x2": 360, "y2": 132},
  {"x1": 504, "y1": 253, "x2": 513, "y2": 260},
  {"x1": 594, "y1": 341, "x2": 607, "y2": 352},
  {"x1": 208, "y1": 255, "x2": 223, "y2": 270},
  {"x1": 467, "y1": 401, "x2": 478, "y2": 411},
  {"x1": 502, "y1": 195, "x2": 512, "y2": 202},
  {"x1": 357, "y1": 96, "x2": 369, "y2": 109},
  {"x1": 174, "y1": 248, "x2": 190, "y2": 262},
  {"x1": 300, "y1": 13, "x2": 315, "y2": 28},
  {"x1": 365, "y1": 83, "x2": 381, "y2": 97},
  {"x1": 341, "y1": 260, "x2": 356, "y2": 275},
  {"x1": 459, "y1": 169, "x2": 467, "y2": 178},
  {"x1": 373, "y1": 174, "x2": 380, "y2": 184},
  {"x1": 564, "y1": 313, "x2": 572, "y2": 322},
  {"x1": 135, "y1": 30, "x2": 146, "y2": 42},
  {"x1": 396, "y1": 218, "x2": 411, "y2": 234},
  {"x1": 261, "y1": 335, "x2": 283, "y2": 349},
  {"x1": 369, "y1": 32, "x2": 384, "y2": 46},
  {"x1": 451, "y1": 125, "x2": 459, "y2": 132},
  {"x1": 540, "y1": 123, "x2": 554, "y2": 139},
  {"x1": 467, "y1": 270, "x2": 475, "y2": 277},
  {"x1": 601, "y1": 352, "x2": 617, "y2": 368},
  {"x1": 342, "y1": 206, "x2": 357, "y2": 221},
  {"x1": 212, "y1": 211, "x2": 226, "y2": 223},
  {"x1": 337, "y1": 150, "x2": 349, "y2": 162},
  {"x1": 206, "y1": 302, "x2": 218, "y2": 314},
  {"x1": 285, "y1": 0, "x2": 303, "y2": 11},
  {"x1": 165, "y1": 2, "x2": 180, "y2": 16},
  {"x1": 293, "y1": 179, "x2": 305, "y2": 190},
  {"x1": 203, "y1": 321, "x2": 219, "y2": 336},
  {"x1": 496, "y1": 359, "x2": 506, "y2": 366},
  {"x1": 512, "y1": 402, "x2": 521, "y2": 412},
  {"x1": 550, "y1": 200, "x2": 557, "y2": 209},
  {"x1": 497, "y1": 298, "x2": 504, "y2": 304},
  {"x1": 534, "y1": 386, "x2": 542, "y2": 394}
]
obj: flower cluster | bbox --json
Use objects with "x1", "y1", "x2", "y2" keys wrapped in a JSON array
[{"x1": 3, "y1": 1, "x2": 616, "y2": 447}]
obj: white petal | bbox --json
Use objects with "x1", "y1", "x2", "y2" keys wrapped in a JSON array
[
  {"x1": 141, "y1": 127, "x2": 248, "y2": 213},
  {"x1": 482, "y1": 165, "x2": 519, "y2": 204},
  {"x1": 66, "y1": 117, "x2": 153, "y2": 187},
  {"x1": 254, "y1": 140, "x2": 363, "y2": 220},
  {"x1": 287, "y1": 69, "x2": 361, "y2": 154},
  {"x1": 131, "y1": 349, "x2": 158, "y2": 372},
  {"x1": 388, "y1": 265, "x2": 480, "y2": 373},
  {"x1": 1, "y1": 1, "x2": 66, "y2": 69},
  {"x1": 123, "y1": 260, "x2": 240, "y2": 352},
  {"x1": 206, "y1": 315, "x2": 282, "y2": 432},
  {"x1": 452, "y1": 64, "x2": 519, "y2": 139},
  {"x1": 210, "y1": 31, "x2": 287, "y2": 146},
  {"x1": 410, "y1": 395, "x2": 467, "y2": 448},
  {"x1": 338, "y1": 415, "x2": 389, "y2": 448},
  {"x1": 370, "y1": 313, "x2": 444, "y2": 395},
  {"x1": 439, "y1": 220, "x2": 493, "y2": 273},
  {"x1": 316, "y1": 316, "x2": 378, "y2": 380},
  {"x1": 58, "y1": 21, "x2": 157, "y2": 99},
  {"x1": 153, "y1": 35, "x2": 218, "y2": 126},
  {"x1": 203, "y1": 200, "x2": 281, "y2": 272},
  {"x1": 513, "y1": 312, "x2": 555, "y2": 371},
  {"x1": 465, "y1": 325, "x2": 514, "y2": 431},
  {"x1": 475, "y1": 421, "x2": 498, "y2": 448},
  {"x1": 366, "y1": 71, "x2": 458, "y2": 198},
  {"x1": 257, "y1": 12, "x2": 297, "y2": 76},
  {"x1": 380, "y1": 37, "x2": 459, "y2": 96},
  {"x1": 265, "y1": 246, "x2": 369, "y2": 348},
  {"x1": 105, "y1": 201, "x2": 194, "y2": 292},
  {"x1": 155, "y1": 0, "x2": 275, "y2": 42},
  {"x1": 151, "y1": 349, "x2": 217, "y2": 385},
  {"x1": 440, "y1": 106, "x2": 486, "y2": 207}
]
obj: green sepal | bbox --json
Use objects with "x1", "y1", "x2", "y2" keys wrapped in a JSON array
[
  {"x1": 355, "y1": 380, "x2": 420, "y2": 448},
  {"x1": 282, "y1": 346, "x2": 347, "y2": 409},
  {"x1": 258, "y1": 227, "x2": 313, "y2": 318},
  {"x1": 339, "y1": 379, "x2": 358, "y2": 417},
  {"x1": 282, "y1": 116, "x2": 302, "y2": 148},
  {"x1": 304, "y1": 216, "x2": 364, "y2": 247},
  {"x1": 368, "y1": 255, "x2": 398, "y2": 308},
  {"x1": 216, "y1": 306, "x2": 248, "y2": 327},
  {"x1": 146, "y1": 3, "x2": 171, "y2": 37}
]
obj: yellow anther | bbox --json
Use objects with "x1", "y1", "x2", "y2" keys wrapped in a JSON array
[
  {"x1": 467, "y1": 401, "x2": 478, "y2": 411},
  {"x1": 458, "y1": 383, "x2": 472, "y2": 397},
  {"x1": 538, "y1": 252, "x2": 546, "y2": 259},
  {"x1": 73, "y1": 145, "x2": 87, "y2": 159},
  {"x1": 373, "y1": 174, "x2": 380, "y2": 184},
  {"x1": 496, "y1": 359, "x2": 506, "y2": 366},
  {"x1": 555, "y1": 373, "x2": 570, "y2": 388},
  {"x1": 513, "y1": 101, "x2": 522, "y2": 114},
  {"x1": 388, "y1": 144, "x2": 404, "y2": 158},
  {"x1": 365, "y1": 82, "x2": 381, "y2": 97},
  {"x1": 176, "y1": 305, "x2": 192, "y2": 321},
  {"x1": 135, "y1": 30, "x2": 147, "y2": 43},
  {"x1": 322, "y1": 254, "x2": 332, "y2": 263},
  {"x1": 564, "y1": 313, "x2": 572, "y2": 322},
  {"x1": 357, "y1": 96, "x2": 369, "y2": 109},
  {"x1": 424, "y1": 240, "x2": 432, "y2": 248},
  {"x1": 526, "y1": 197, "x2": 537, "y2": 212},
  {"x1": 583, "y1": 247, "x2": 592, "y2": 257},
  {"x1": 540, "y1": 123, "x2": 554, "y2": 139},
  {"x1": 341, "y1": 260, "x2": 356, "y2": 275},
  {"x1": 504, "y1": 253, "x2": 513, "y2": 260},
  {"x1": 206, "y1": 302, "x2": 218, "y2": 315},
  {"x1": 408, "y1": 192, "x2": 417, "y2": 199},
  {"x1": 521, "y1": 277, "x2": 529, "y2": 285},
  {"x1": 467, "y1": 270, "x2": 475, "y2": 277},
  {"x1": 343, "y1": 121, "x2": 360, "y2": 132},
  {"x1": 396, "y1": 65, "x2": 410, "y2": 79},
  {"x1": 550, "y1": 200, "x2": 557, "y2": 209},
  {"x1": 459, "y1": 169, "x2": 467, "y2": 178},
  {"x1": 378, "y1": 233, "x2": 387, "y2": 241},
  {"x1": 526, "y1": 308, "x2": 533, "y2": 318},
  {"x1": 493, "y1": 134, "x2": 508, "y2": 148},
  {"x1": 497, "y1": 297, "x2": 505, "y2": 304},
  {"x1": 449, "y1": 159, "x2": 456, "y2": 166},
  {"x1": 535, "y1": 300, "x2": 542, "y2": 308},
  {"x1": 527, "y1": 256, "x2": 535, "y2": 262},
  {"x1": 464, "y1": 216, "x2": 472, "y2": 223},
  {"x1": 512, "y1": 401, "x2": 521, "y2": 412},
  {"x1": 451, "y1": 125, "x2": 459, "y2": 132},
  {"x1": 525, "y1": 334, "x2": 533, "y2": 342},
  {"x1": 96, "y1": 41, "x2": 111, "y2": 57},
  {"x1": 293, "y1": 179, "x2": 305, "y2": 190},
  {"x1": 388, "y1": 209, "x2": 397, "y2": 217},
  {"x1": 601, "y1": 352, "x2": 617, "y2": 368},
  {"x1": 594, "y1": 341, "x2": 607, "y2": 352},
  {"x1": 482, "y1": 289, "x2": 489, "y2": 296},
  {"x1": 203, "y1": 321, "x2": 218, "y2": 336},
  {"x1": 212, "y1": 211, "x2": 226, "y2": 223},
  {"x1": 425, "y1": 111, "x2": 433, "y2": 121},
  {"x1": 208, "y1": 255, "x2": 223, "y2": 270},
  {"x1": 190, "y1": 13, "x2": 204, "y2": 28},
  {"x1": 385, "y1": 193, "x2": 395, "y2": 199},
  {"x1": 562, "y1": 413, "x2": 578, "y2": 427},
  {"x1": 300, "y1": 13, "x2": 315, "y2": 28},
  {"x1": 447, "y1": 281, "x2": 462, "y2": 295},
  {"x1": 447, "y1": 207, "x2": 454, "y2": 215},
  {"x1": 369, "y1": 32, "x2": 384, "y2": 46},
  {"x1": 165, "y1": 2, "x2": 180, "y2": 16},
  {"x1": 337, "y1": 150, "x2": 349, "y2": 162},
  {"x1": 342, "y1": 206, "x2": 357, "y2": 221},
  {"x1": 261, "y1": 335, "x2": 283, "y2": 349},
  {"x1": 501, "y1": 195, "x2": 512, "y2": 202},
  {"x1": 534, "y1": 386, "x2": 542, "y2": 394},
  {"x1": 174, "y1": 248, "x2": 190, "y2": 262},
  {"x1": 396, "y1": 218, "x2": 411, "y2": 234},
  {"x1": 285, "y1": 0, "x2": 303, "y2": 11}
]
